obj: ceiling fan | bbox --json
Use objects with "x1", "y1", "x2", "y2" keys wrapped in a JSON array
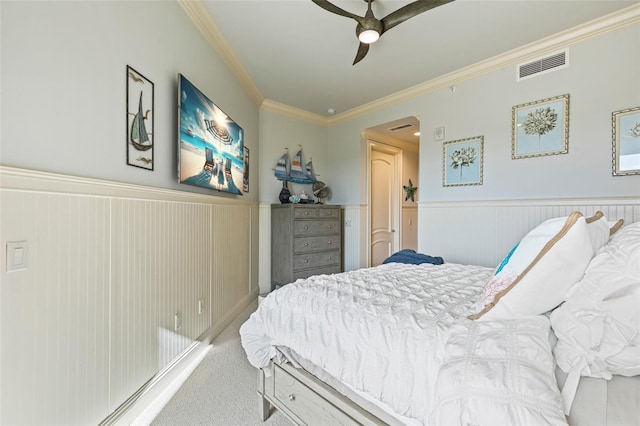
[{"x1": 311, "y1": 0, "x2": 455, "y2": 65}]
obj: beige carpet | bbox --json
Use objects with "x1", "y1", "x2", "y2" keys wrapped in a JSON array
[{"x1": 151, "y1": 304, "x2": 291, "y2": 426}]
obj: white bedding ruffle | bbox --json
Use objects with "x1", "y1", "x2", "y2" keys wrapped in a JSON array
[
  {"x1": 240, "y1": 262, "x2": 492, "y2": 423},
  {"x1": 430, "y1": 316, "x2": 567, "y2": 425}
]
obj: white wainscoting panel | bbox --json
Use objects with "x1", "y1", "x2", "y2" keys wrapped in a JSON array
[
  {"x1": 109, "y1": 199, "x2": 213, "y2": 412},
  {"x1": 401, "y1": 206, "x2": 418, "y2": 251},
  {"x1": 258, "y1": 203, "x2": 272, "y2": 294},
  {"x1": 1, "y1": 190, "x2": 111, "y2": 425},
  {"x1": 343, "y1": 204, "x2": 367, "y2": 271},
  {"x1": 211, "y1": 204, "x2": 250, "y2": 326},
  {"x1": 419, "y1": 198, "x2": 640, "y2": 268},
  {"x1": 0, "y1": 166, "x2": 258, "y2": 425}
]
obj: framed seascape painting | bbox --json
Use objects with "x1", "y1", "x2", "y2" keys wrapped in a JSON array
[
  {"x1": 178, "y1": 74, "x2": 244, "y2": 195},
  {"x1": 612, "y1": 106, "x2": 640, "y2": 176},
  {"x1": 512, "y1": 94, "x2": 569, "y2": 159},
  {"x1": 126, "y1": 66, "x2": 154, "y2": 170},
  {"x1": 443, "y1": 136, "x2": 484, "y2": 187}
]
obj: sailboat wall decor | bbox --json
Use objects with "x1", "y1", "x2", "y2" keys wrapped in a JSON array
[
  {"x1": 273, "y1": 146, "x2": 317, "y2": 184},
  {"x1": 126, "y1": 65, "x2": 154, "y2": 170}
]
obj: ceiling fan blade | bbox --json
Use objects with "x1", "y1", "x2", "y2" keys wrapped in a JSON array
[
  {"x1": 381, "y1": 0, "x2": 455, "y2": 34},
  {"x1": 311, "y1": 0, "x2": 365, "y2": 25},
  {"x1": 353, "y1": 42, "x2": 370, "y2": 65}
]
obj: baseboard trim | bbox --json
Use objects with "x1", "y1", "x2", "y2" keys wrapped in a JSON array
[
  {"x1": 201, "y1": 290, "x2": 260, "y2": 344},
  {"x1": 99, "y1": 290, "x2": 259, "y2": 426}
]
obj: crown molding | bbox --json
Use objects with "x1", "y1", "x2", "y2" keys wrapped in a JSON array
[
  {"x1": 327, "y1": 4, "x2": 640, "y2": 125},
  {"x1": 177, "y1": 0, "x2": 264, "y2": 107},
  {"x1": 180, "y1": 0, "x2": 638, "y2": 126},
  {"x1": 261, "y1": 99, "x2": 329, "y2": 126},
  {"x1": 328, "y1": 4, "x2": 640, "y2": 126}
]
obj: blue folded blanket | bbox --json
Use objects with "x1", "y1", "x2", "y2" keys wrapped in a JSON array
[{"x1": 382, "y1": 249, "x2": 444, "y2": 265}]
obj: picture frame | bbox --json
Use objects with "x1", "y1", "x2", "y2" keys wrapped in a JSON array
[
  {"x1": 512, "y1": 94, "x2": 569, "y2": 159},
  {"x1": 243, "y1": 146, "x2": 250, "y2": 192},
  {"x1": 612, "y1": 106, "x2": 640, "y2": 176},
  {"x1": 178, "y1": 74, "x2": 244, "y2": 195},
  {"x1": 443, "y1": 136, "x2": 484, "y2": 187},
  {"x1": 126, "y1": 66, "x2": 154, "y2": 170}
]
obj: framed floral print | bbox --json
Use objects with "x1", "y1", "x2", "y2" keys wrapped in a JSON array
[
  {"x1": 443, "y1": 136, "x2": 484, "y2": 187},
  {"x1": 512, "y1": 94, "x2": 569, "y2": 159},
  {"x1": 612, "y1": 106, "x2": 640, "y2": 176}
]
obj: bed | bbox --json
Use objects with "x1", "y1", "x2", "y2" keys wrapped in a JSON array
[{"x1": 240, "y1": 212, "x2": 640, "y2": 425}]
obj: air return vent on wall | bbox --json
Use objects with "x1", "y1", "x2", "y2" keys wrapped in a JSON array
[
  {"x1": 388, "y1": 123, "x2": 414, "y2": 132},
  {"x1": 517, "y1": 50, "x2": 568, "y2": 81}
]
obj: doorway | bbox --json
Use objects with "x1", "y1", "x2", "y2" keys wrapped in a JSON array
[
  {"x1": 369, "y1": 143, "x2": 401, "y2": 266},
  {"x1": 365, "y1": 116, "x2": 420, "y2": 267}
]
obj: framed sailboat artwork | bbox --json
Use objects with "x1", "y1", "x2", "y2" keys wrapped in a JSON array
[
  {"x1": 126, "y1": 65, "x2": 154, "y2": 170},
  {"x1": 177, "y1": 74, "x2": 244, "y2": 195}
]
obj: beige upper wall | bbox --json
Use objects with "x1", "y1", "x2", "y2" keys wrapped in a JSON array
[
  {"x1": 259, "y1": 109, "x2": 328, "y2": 203},
  {"x1": 325, "y1": 24, "x2": 640, "y2": 205},
  {"x1": 2, "y1": 1, "x2": 638, "y2": 207},
  {"x1": 0, "y1": 0, "x2": 260, "y2": 202}
]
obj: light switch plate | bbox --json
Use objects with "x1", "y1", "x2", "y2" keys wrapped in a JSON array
[{"x1": 7, "y1": 241, "x2": 28, "y2": 272}]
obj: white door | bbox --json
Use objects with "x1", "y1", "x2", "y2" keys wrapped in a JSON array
[{"x1": 370, "y1": 144, "x2": 400, "y2": 266}]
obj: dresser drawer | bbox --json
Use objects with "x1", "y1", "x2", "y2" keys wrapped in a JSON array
[
  {"x1": 294, "y1": 236, "x2": 339, "y2": 253},
  {"x1": 293, "y1": 251, "x2": 340, "y2": 270},
  {"x1": 292, "y1": 207, "x2": 318, "y2": 218},
  {"x1": 273, "y1": 365, "x2": 358, "y2": 425},
  {"x1": 293, "y1": 219, "x2": 340, "y2": 236},
  {"x1": 318, "y1": 208, "x2": 340, "y2": 219},
  {"x1": 293, "y1": 265, "x2": 341, "y2": 281}
]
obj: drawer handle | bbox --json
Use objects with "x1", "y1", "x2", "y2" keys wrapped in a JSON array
[
  {"x1": 288, "y1": 394, "x2": 296, "y2": 402},
  {"x1": 327, "y1": 225, "x2": 332, "y2": 229},
  {"x1": 328, "y1": 257, "x2": 332, "y2": 260},
  {"x1": 304, "y1": 243, "x2": 309, "y2": 247},
  {"x1": 304, "y1": 226, "x2": 309, "y2": 230},
  {"x1": 327, "y1": 240, "x2": 333, "y2": 245},
  {"x1": 304, "y1": 259, "x2": 309, "y2": 263},
  {"x1": 327, "y1": 211, "x2": 333, "y2": 215},
  {"x1": 304, "y1": 211, "x2": 309, "y2": 215}
]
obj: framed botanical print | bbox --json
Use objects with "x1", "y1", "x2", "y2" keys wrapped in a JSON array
[
  {"x1": 512, "y1": 94, "x2": 569, "y2": 159},
  {"x1": 612, "y1": 106, "x2": 640, "y2": 176},
  {"x1": 443, "y1": 136, "x2": 484, "y2": 187}
]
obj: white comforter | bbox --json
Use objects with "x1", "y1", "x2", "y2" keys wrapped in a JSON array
[
  {"x1": 241, "y1": 262, "x2": 491, "y2": 423},
  {"x1": 240, "y1": 262, "x2": 567, "y2": 425}
]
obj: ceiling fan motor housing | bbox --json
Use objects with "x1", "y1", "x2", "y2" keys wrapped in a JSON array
[
  {"x1": 356, "y1": 7, "x2": 383, "y2": 40},
  {"x1": 356, "y1": 18, "x2": 383, "y2": 39}
]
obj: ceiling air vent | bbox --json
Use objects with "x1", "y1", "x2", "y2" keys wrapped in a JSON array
[
  {"x1": 517, "y1": 50, "x2": 568, "y2": 81},
  {"x1": 388, "y1": 123, "x2": 414, "y2": 132}
]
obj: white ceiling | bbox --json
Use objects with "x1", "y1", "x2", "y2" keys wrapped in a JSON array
[{"x1": 199, "y1": 0, "x2": 636, "y2": 121}]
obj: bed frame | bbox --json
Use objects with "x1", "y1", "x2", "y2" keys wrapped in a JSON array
[{"x1": 258, "y1": 361, "x2": 386, "y2": 425}]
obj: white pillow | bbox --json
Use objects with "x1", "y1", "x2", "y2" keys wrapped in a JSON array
[
  {"x1": 429, "y1": 316, "x2": 567, "y2": 425},
  {"x1": 550, "y1": 220, "x2": 640, "y2": 414},
  {"x1": 470, "y1": 212, "x2": 593, "y2": 321},
  {"x1": 585, "y1": 211, "x2": 624, "y2": 255},
  {"x1": 585, "y1": 211, "x2": 610, "y2": 255}
]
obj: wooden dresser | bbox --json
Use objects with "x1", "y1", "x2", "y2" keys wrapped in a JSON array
[{"x1": 271, "y1": 204, "x2": 342, "y2": 288}]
